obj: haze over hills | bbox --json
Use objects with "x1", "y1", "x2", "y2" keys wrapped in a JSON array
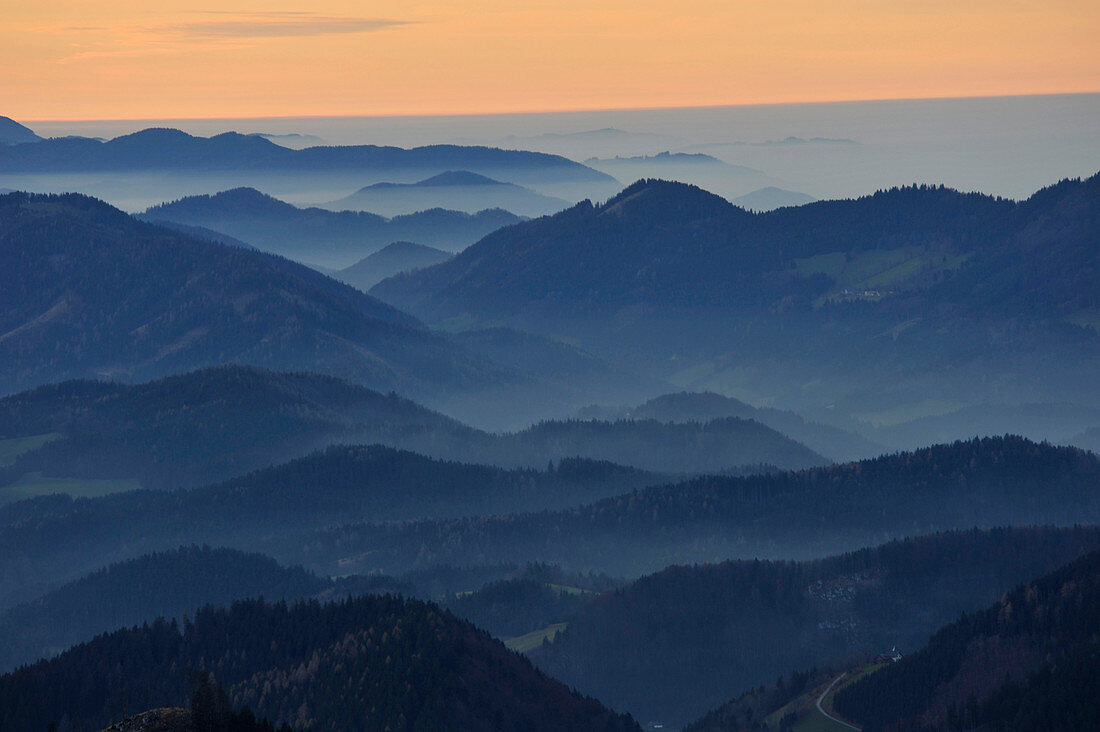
[
  {"x1": 0, "y1": 192, "x2": 512, "y2": 401},
  {"x1": 333, "y1": 241, "x2": 452, "y2": 291},
  {"x1": 322, "y1": 171, "x2": 571, "y2": 218},
  {"x1": 0, "y1": 444, "x2": 662, "y2": 610},
  {"x1": 142, "y1": 187, "x2": 522, "y2": 267},
  {"x1": 584, "y1": 152, "x2": 772, "y2": 198},
  {"x1": 287, "y1": 437, "x2": 1100, "y2": 578},
  {"x1": 730, "y1": 186, "x2": 816, "y2": 211},
  {"x1": 578, "y1": 391, "x2": 884, "y2": 462},
  {"x1": 0, "y1": 364, "x2": 818, "y2": 504},
  {"x1": 373, "y1": 175, "x2": 1100, "y2": 427},
  {"x1": 2, "y1": 94, "x2": 1098, "y2": 729}
]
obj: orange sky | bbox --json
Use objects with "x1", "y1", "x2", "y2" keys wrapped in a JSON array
[{"x1": 4, "y1": 1, "x2": 1098, "y2": 120}]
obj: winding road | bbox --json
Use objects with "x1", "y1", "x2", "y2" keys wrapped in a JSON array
[{"x1": 816, "y1": 672, "x2": 861, "y2": 731}]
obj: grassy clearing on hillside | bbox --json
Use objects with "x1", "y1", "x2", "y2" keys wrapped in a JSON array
[
  {"x1": 0, "y1": 472, "x2": 141, "y2": 505},
  {"x1": 0, "y1": 433, "x2": 62, "y2": 466},
  {"x1": 505, "y1": 623, "x2": 568, "y2": 654}
]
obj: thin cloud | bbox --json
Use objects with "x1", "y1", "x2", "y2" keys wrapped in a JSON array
[{"x1": 158, "y1": 13, "x2": 411, "y2": 39}]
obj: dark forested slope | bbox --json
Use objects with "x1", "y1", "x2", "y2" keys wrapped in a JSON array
[
  {"x1": 533, "y1": 527, "x2": 1100, "y2": 727},
  {"x1": 832, "y1": 549, "x2": 1100, "y2": 731},
  {"x1": 0, "y1": 594, "x2": 639, "y2": 732},
  {"x1": 0, "y1": 546, "x2": 327, "y2": 673}
]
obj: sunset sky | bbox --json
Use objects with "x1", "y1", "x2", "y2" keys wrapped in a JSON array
[{"x1": 4, "y1": 1, "x2": 1098, "y2": 120}]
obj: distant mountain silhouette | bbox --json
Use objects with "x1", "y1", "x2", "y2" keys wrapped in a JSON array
[
  {"x1": 0, "y1": 192, "x2": 507, "y2": 398},
  {"x1": 0, "y1": 117, "x2": 40, "y2": 145},
  {"x1": 731, "y1": 186, "x2": 816, "y2": 211},
  {"x1": 324, "y1": 170, "x2": 571, "y2": 217},
  {"x1": 0, "y1": 127, "x2": 615, "y2": 184},
  {"x1": 334, "y1": 241, "x2": 452, "y2": 291},
  {"x1": 583, "y1": 154, "x2": 771, "y2": 198},
  {"x1": 582, "y1": 391, "x2": 883, "y2": 462},
  {"x1": 143, "y1": 187, "x2": 521, "y2": 267}
]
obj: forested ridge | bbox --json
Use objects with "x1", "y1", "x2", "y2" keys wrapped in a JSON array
[
  {"x1": 292, "y1": 437, "x2": 1100, "y2": 577},
  {"x1": 532, "y1": 526, "x2": 1100, "y2": 726},
  {"x1": 0, "y1": 546, "x2": 327, "y2": 673},
  {"x1": 0, "y1": 594, "x2": 639, "y2": 731}
]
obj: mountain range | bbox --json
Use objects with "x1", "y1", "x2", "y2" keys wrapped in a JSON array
[
  {"x1": 0, "y1": 128, "x2": 614, "y2": 185},
  {"x1": 0, "y1": 364, "x2": 820, "y2": 503},
  {"x1": 287, "y1": 437, "x2": 1100, "y2": 578},
  {"x1": 372, "y1": 175, "x2": 1100, "y2": 424},
  {"x1": 0, "y1": 192, "x2": 506, "y2": 400}
]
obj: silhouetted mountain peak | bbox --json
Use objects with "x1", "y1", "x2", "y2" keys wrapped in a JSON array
[
  {"x1": 600, "y1": 178, "x2": 740, "y2": 219},
  {"x1": 0, "y1": 116, "x2": 41, "y2": 145},
  {"x1": 417, "y1": 170, "x2": 506, "y2": 186}
]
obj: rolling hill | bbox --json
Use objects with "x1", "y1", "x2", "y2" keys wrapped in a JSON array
[
  {"x1": 143, "y1": 187, "x2": 521, "y2": 267},
  {"x1": 580, "y1": 391, "x2": 884, "y2": 462},
  {"x1": 324, "y1": 171, "x2": 571, "y2": 218},
  {"x1": 334, "y1": 241, "x2": 452, "y2": 291},
  {"x1": 0, "y1": 365, "x2": 462, "y2": 493},
  {"x1": 0, "y1": 192, "x2": 505, "y2": 398}
]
